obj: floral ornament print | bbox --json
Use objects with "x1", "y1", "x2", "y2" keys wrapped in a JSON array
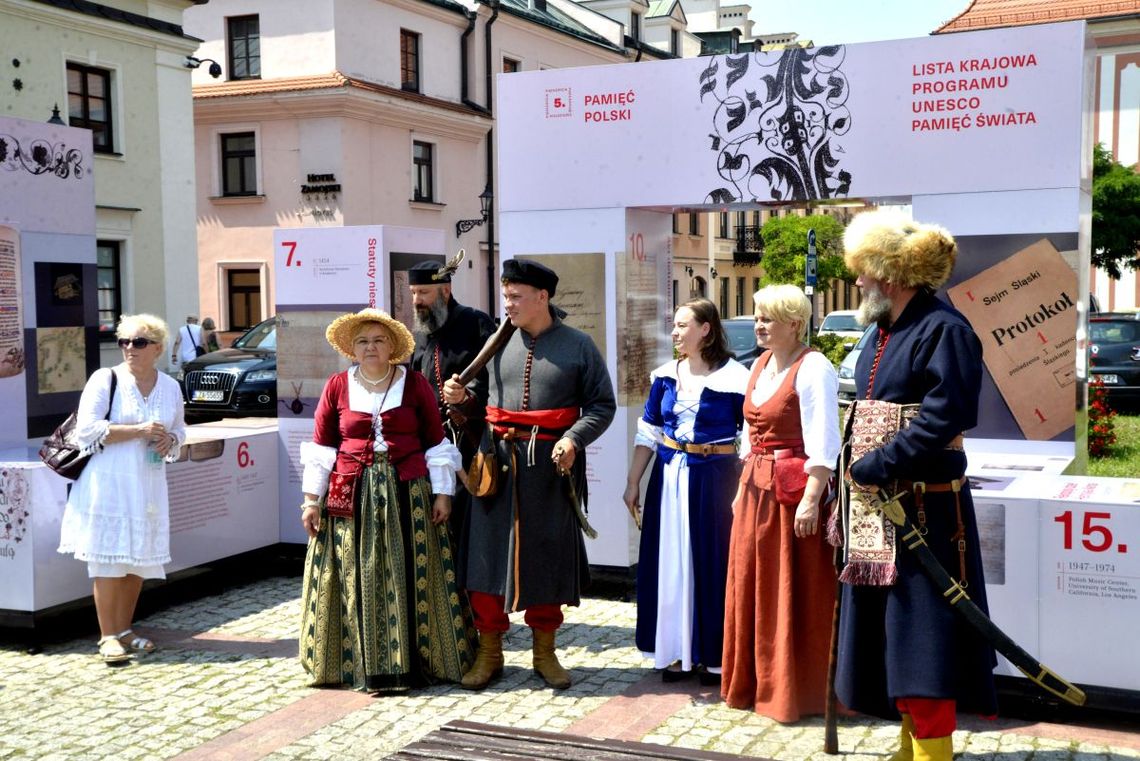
[
  {"x1": 0, "y1": 469, "x2": 30, "y2": 543},
  {"x1": 700, "y1": 46, "x2": 853, "y2": 203}
]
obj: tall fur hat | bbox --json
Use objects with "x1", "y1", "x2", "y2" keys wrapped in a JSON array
[{"x1": 843, "y1": 209, "x2": 957, "y2": 290}]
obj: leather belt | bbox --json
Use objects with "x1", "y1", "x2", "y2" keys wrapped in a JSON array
[
  {"x1": 663, "y1": 435, "x2": 737, "y2": 456},
  {"x1": 896, "y1": 479, "x2": 962, "y2": 494},
  {"x1": 946, "y1": 434, "x2": 965, "y2": 451}
]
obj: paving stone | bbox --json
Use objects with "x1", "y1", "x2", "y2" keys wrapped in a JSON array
[{"x1": 3, "y1": 576, "x2": 1139, "y2": 760}]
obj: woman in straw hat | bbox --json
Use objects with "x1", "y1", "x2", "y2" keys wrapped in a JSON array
[{"x1": 298, "y1": 308, "x2": 473, "y2": 693}]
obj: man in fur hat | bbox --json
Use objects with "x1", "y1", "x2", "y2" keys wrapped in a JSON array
[
  {"x1": 836, "y1": 209, "x2": 996, "y2": 761},
  {"x1": 407, "y1": 257, "x2": 495, "y2": 558},
  {"x1": 442, "y1": 258, "x2": 615, "y2": 691}
]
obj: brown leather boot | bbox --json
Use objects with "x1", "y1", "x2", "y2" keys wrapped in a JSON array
[
  {"x1": 531, "y1": 628, "x2": 571, "y2": 690},
  {"x1": 460, "y1": 630, "x2": 504, "y2": 691}
]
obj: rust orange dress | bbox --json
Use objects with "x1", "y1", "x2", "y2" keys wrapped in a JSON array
[{"x1": 721, "y1": 350, "x2": 837, "y2": 723}]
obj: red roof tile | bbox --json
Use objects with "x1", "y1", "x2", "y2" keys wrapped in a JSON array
[{"x1": 936, "y1": 0, "x2": 1140, "y2": 32}]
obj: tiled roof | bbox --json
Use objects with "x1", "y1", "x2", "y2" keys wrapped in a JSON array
[
  {"x1": 193, "y1": 73, "x2": 491, "y2": 118},
  {"x1": 936, "y1": 0, "x2": 1140, "y2": 33}
]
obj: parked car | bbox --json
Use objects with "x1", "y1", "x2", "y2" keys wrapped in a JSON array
[
  {"x1": 724, "y1": 315, "x2": 763, "y2": 367},
  {"x1": 837, "y1": 325, "x2": 875, "y2": 406},
  {"x1": 181, "y1": 317, "x2": 277, "y2": 421},
  {"x1": 818, "y1": 309, "x2": 864, "y2": 348},
  {"x1": 1089, "y1": 312, "x2": 1140, "y2": 411}
]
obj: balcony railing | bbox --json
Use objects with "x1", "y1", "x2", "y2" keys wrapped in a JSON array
[{"x1": 734, "y1": 226, "x2": 763, "y2": 265}]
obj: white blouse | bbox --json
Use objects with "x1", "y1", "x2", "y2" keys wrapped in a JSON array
[
  {"x1": 299, "y1": 366, "x2": 461, "y2": 498},
  {"x1": 746, "y1": 351, "x2": 841, "y2": 472}
]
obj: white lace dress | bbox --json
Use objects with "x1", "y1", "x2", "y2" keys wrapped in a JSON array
[{"x1": 58, "y1": 365, "x2": 187, "y2": 578}]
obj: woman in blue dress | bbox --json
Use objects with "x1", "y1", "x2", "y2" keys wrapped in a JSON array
[{"x1": 623, "y1": 298, "x2": 750, "y2": 683}]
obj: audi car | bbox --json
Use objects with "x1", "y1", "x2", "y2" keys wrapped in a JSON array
[
  {"x1": 1089, "y1": 312, "x2": 1140, "y2": 411},
  {"x1": 180, "y1": 317, "x2": 277, "y2": 421}
]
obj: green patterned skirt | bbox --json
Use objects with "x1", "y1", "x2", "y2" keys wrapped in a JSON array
[{"x1": 300, "y1": 458, "x2": 475, "y2": 691}]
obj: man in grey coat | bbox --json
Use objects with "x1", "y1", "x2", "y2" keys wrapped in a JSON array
[{"x1": 443, "y1": 258, "x2": 615, "y2": 691}]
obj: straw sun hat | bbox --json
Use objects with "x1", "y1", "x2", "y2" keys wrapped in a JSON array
[{"x1": 325, "y1": 308, "x2": 414, "y2": 364}]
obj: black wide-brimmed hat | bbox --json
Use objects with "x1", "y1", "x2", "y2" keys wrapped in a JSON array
[{"x1": 501, "y1": 258, "x2": 558, "y2": 297}]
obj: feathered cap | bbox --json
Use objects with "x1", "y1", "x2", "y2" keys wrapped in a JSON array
[
  {"x1": 843, "y1": 209, "x2": 957, "y2": 290},
  {"x1": 407, "y1": 250, "x2": 465, "y2": 285},
  {"x1": 325, "y1": 308, "x2": 415, "y2": 364}
]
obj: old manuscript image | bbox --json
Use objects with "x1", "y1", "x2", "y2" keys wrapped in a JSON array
[
  {"x1": 616, "y1": 250, "x2": 661, "y2": 408},
  {"x1": 0, "y1": 227, "x2": 25, "y2": 378},
  {"x1": 947, "y1": 238, "x2": 1077, "y2": 440},
  {"x1": 275, "y1": 309, "x2": 351, "y2": 419},
  {"x1": 531, "y1": 253, "x2": 607, "y2": 357}
]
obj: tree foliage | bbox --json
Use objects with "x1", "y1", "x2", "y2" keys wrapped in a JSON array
[
  {"x1": 758, "y1": 214, "x2": 852, "y2": 290},
  {"x1": 1092, "y1": 143, "x2": 1140, "y2": 279}
]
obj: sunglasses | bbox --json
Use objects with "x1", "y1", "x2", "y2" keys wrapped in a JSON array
[{"x1": 117, "y1": 337, "x2": 156, "y2": 349}]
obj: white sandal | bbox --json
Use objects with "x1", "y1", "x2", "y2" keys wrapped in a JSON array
[
  {"x1": 97, "y1": 635, "x2": 131, "y2": 664},
  {"x1": 116, "y1": 629, "x2": 156, "y2": 654}
]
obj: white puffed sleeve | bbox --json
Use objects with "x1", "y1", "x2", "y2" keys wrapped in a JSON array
[
  {"x1": 795, "y1": 352, "x2": 841, "y2": 471},
  {"x1": 300, "y1": 441, "x2": 338, "y2": 497},
  {"x1": 71, "y1": 368, "x2": 116, "y2": 455},
  {"x1": 634, "y1": 417, "x2": 663, "y2": 449},
  {"x1": 425, "y1": 438, "x2": 462, "y2": 496}
]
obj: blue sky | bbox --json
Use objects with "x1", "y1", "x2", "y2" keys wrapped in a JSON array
[{"x1": 749, "y1": 0, "x2": 974, "y2": 45}]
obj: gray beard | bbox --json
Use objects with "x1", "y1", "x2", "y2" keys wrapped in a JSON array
[
  {"x1": 413, "y1": 297, "x2": 450, "y2": 333},
  {"x1": 857, "y1": 288, "x2": 893, "y2": 328}
]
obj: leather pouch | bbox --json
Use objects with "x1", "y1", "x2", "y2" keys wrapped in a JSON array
[{"x1": 465, "y1": 423, "x2": 500, "y2": 499}]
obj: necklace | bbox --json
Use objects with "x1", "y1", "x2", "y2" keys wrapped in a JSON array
[{"x1": 357, "y1": 364, "x2": 393, "y2": 386}]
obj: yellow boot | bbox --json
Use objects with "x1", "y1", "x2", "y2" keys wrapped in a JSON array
[
  {"x1": 460, "y1": 631, "x2": 504, "y2": 691},
  {"x1": 912, "y1": 735, "x2": 953, "y2": 761},
  {"x1": 888, "y1": 714, "x2": 915, "y2": 761},
  {"x1": 532, "y1": 628, "x2": 571, "y2": 689}
]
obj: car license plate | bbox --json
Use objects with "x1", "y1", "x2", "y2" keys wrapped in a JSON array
[
  {"x1": 1094, "y1": 374, "x2": 1121, "y2": 385},
  {"x1": 192, "y1": 390, "x2": 225, "y2": 402}
]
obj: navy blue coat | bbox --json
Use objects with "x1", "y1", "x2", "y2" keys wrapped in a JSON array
[{"x1": 836, "y1": 289, "x2": 998, "y2": 718}]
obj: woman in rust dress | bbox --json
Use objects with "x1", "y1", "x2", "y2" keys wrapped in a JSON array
[{"x1": 721, "y1": 284, "x2": 840, "y2": 722}]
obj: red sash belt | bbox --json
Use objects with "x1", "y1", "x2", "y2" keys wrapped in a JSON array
[{"x1": 486, "y1": 406, "x2": 578, "y2": 440}]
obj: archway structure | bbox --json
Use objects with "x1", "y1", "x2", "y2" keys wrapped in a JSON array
[{"x1": 495, "y1": 21, "x2": 1094, "y2": 569}]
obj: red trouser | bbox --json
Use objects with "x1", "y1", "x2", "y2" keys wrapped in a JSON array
[
  {"x1": 896, "y1": 698, "x2": 956, "y2": 738},
  {"x1": 468, "y1": 591, "x2": 562, "y2": 633}
]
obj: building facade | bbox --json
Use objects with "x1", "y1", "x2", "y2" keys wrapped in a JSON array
[
  {"x1": 185, "y1": 0, "x2": 685, "y2": 326},
  {"x1": 1, "y1": 0, "x2": 205, "y2": 369},
  {"x1": 936, "y1": 0, "x2": 1140, "y2": 311}
]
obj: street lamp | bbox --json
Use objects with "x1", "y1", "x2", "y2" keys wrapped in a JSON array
[
  {"x1": 47, "y1": 104, "x2": 65, "y2": 125},
  {"x1": 456, "y1": 186, "x2": 493, "y2": 237},
  {"x1": 710, "y1": 266, "x2": 719, "y2": 279}
]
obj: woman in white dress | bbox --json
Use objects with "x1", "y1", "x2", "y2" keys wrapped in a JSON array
[{"x1": 59, "y1": 314, "x2": 186, "y2": 664}]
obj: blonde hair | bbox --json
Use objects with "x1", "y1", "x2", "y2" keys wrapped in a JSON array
[
  {"x1": 117, "y1": 313, "x2": 170, "y2": 348},
  {"x1": 753, "y1": 284, "x2": 811, "y2": 342}
]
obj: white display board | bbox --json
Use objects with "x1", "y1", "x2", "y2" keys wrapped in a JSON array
[
  {"x1": 497, "y1": 22, "x2": 1088, "y2": 212},
  {"x1": 272, "y1": 225, "x2": 444, "y2": 543},
  {"x1": 973, "y1": 474, "x2": 1140, "y2": 692},
  {"x1": 0, "y1": 116, "x2": 96, "y2": 446},
  {"x1": 0, "y1": 428, "x2": 279, "y2": 614}
]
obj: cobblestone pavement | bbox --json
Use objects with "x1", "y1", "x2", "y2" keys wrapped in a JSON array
[{"x1": 0, "y1": 575, "x2": 1137, "y2": 760}]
